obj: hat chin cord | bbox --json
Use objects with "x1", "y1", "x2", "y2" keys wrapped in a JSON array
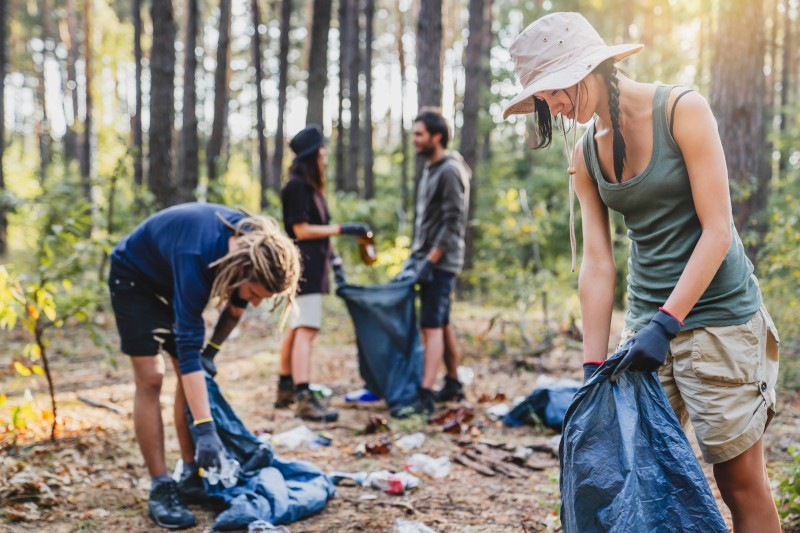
[{"x1": 560, "y1": 84, "x2": 581, "y2": 273}]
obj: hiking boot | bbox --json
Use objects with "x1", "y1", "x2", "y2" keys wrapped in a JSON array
[
  {"x1": 295, "y1": 389, "x2": 339, "y2": 422},
  {"x1": 274, "y1": 376, "x2": 295, "y2": 408},
  {"x1": 391, "y1": 388, "x2": 436, "y2": 419},
  {"x1": 148, "y1": 479, "x2": 196, "y2": 530},
  {"x1": 434, "y1": 376, "x2": 465, "y2": 403}
]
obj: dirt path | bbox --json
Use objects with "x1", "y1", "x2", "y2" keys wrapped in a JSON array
[{"x1": 2, "y1": 301, "x2": 798, "y2": 532}]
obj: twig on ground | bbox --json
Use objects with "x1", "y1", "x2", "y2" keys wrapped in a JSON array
[{"x1": 77, "y1": 396, "x2": 128, "y2": 415}]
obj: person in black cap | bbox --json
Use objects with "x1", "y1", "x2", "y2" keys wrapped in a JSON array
[{"x1": 277, "y1": 124, "x2": 371, "y2": 421}]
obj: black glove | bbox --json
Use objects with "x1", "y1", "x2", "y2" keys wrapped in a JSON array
[
  {"x1": 200, "y1": 344, "x2": 219, "y2": 377},
  {"x1": 339, "y1": 223, "x2": 371, "y2": 238},
  {"x1": 194, "y1": 420, "x2": 225, "y2": 470},
  {"x1": 583, "y1": 362, "x2": 602, "y2": 383},
  {"x1": 610, "y1": 309, "x2": 682, "y2": 382},
  {"x1": 415, "y1": 259, "x2": 435, "y2": 283}
]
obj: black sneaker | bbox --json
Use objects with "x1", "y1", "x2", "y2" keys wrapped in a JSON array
[
  {"x1": 148, "y1": 479, "x2": 196, "y2": 530},
  {"x1": 434, "y1": 376, "x2": 465, "y2": 403},
  {"x1": 391, "y1": 388, "x2": 435, "y2": 419},
  {"x1": 176, "y1": 468, "x2": 205, "y2": 505}
]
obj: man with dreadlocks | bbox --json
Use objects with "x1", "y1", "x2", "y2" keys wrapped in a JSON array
[{"x1": 108, "y1": 203, "x2": 301, "y2": 530}]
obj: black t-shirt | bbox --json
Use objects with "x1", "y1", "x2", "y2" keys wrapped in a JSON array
[{"x1": 281, "y1": 174, "x2": 331, "y2": 295}]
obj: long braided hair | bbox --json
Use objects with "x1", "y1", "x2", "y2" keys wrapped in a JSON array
[
  {"x1": 531, "y1": 58, "x2": 627, "y2": 182},
  {"x1": 209, "y1": 214, "x2": 302, "y2": 328}
]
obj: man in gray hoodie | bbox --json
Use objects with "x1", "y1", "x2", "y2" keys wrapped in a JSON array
[{"x1": 394, "y1": 109, "x2": 472, "y2": 418}]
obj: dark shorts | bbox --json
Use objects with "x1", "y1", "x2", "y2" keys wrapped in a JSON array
[
  {"x1": 108, "y1": 264, "x2": 177, "y2": 358},
  {"x1": 419, "y1": 269, "x2": 456, "y2": 328}
]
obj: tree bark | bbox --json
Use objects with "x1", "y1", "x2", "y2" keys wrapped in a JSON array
[
  {"x1": 177, "y1": 0, "x2": 199, "y2": 204},
  {"x1": 207, "y1": 0, "x2": 231, "y2": 190},
  {"x1": 0, "y1": 0, "x2": 6, "y2": 255},
  {"x1": 133, "y1": 0, "x2": 144, "y2": 190},
  {"x1": 362, "y1": 0, "x2": 374, "y2": 199},
  {"x1": 271, "y1": 0, "x2": 291, "y2": 191},
  {"x1": 396, "y1": 3, "x2": 409, "y2": 218},
  {"x1": 305, "y1": 0, "x2": 332, "y2": 127},
  {"x1": 344, "y1": 0, "x2": 360, "y2": 194},
  {"x1": 62, "y1": 0, "x2": 79, "y2": 162},
  {"x1": 335, "y1": 0, "x2": 346, "y2": 191},
  {"x1": 252, "y1": 0, "x2": 270, "y2": 209},
  {"x1": 149, "y1": 0, "x2": 177, "y2": 208},
  {"x1": 778, "y1": 0, "x2": 793, "y2": 175},
  {"x1": 710, "y1": 0, "x2": 768, "y2": 262},
  {"x1": 80, "y1": 0, "x2": 92, "y2": 200},
  {"x1": 460, "y1": 0, "x2": 489, "y2": 272}
]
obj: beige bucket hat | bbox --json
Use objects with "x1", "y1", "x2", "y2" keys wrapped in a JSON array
[{"x1": 503, "y1": 12, "x2": 642, "y2": 119}]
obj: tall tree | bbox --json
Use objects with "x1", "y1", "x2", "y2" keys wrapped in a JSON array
[
  {"x1": 80, "y1": 0, "x2": 92, "y2": 200},
  {"x1": 335, "y1": 0, "x2": 346, "y2": 191},
  {"x1": 36, "y1": 0, "x2": 55, "y2": 185},
  {"x1": 207, "y1": 0, "x2": 231, "y2": 190},
  {"x1": 362, "y1": 0, "x2": 375, "y2": 199},
  {"x1": 461, "y1": 0, "x2": 489, "y2": 271},
  {"x1": 778, "y1": 0, "x2": 793, "y2": 175},
  {"x1": 344, "y1": 0, "x2": 360, "y2": 194},
  {"x1": 63, "y1": 0, "x2": 79, "y2": 161},
  {"x1": 149, "y1": 0, "x2": 177, "y2": 208},
  {"x1": 270, "y1": 0, "x2": 291, "y2": 191},
  {"x1": 177, "y1": 0, "x2": 199, "y2": 203},
  {"x1": 710, "y1": 0, "x2": 768, "y2": 262},
  {"x1": 132, "y1": 0, "x2": 144, "y2": 190},
  {"x1": 252, "y1": 0, "x2": 270, "y2": 209},
  {"x1": 305, "y1": 0, "x2": 332, "y2": 127},
  {"x1": 396, "y1": 3, "x2": 409, "y2": 217},
  {"x1": 0, "y1": 0, "x2": 6, "y2": 255}
]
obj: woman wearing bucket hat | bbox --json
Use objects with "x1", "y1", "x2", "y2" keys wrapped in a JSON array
[
  {"x1": 277, "y1": 124, "x2": 372, "y2": 422},
  {"x1": 504, "y1": 12, "x2": 780, "y2": 532}
]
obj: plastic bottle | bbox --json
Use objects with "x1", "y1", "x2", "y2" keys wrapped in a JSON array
[
  {"x1": 272, "y1": 424, "x2": 319, "y2": 450},
  {"x1": 201, "y1": 452, "x2": 240, "y2": 488},
  {"x1": 395, "y1": 432, "x2": 426, "y2": 451},
  {"x1": 404, "y1": 453, "x2": 452, "y2": 479},
  {"x1": 457, "y1": 366, "x2": 474, "y2": 386}
]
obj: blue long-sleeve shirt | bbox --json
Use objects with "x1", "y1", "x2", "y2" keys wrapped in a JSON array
[{"x1": 110, "y1": 203, "x2": 245, "y2": 374}]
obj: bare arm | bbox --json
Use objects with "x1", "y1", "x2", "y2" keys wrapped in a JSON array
[
  {"x1": 293, "y1": 222, "x2": 341, "y2": 241},
  {"x1": 574, "y1": 142, "x2": 617, "y2": 363},
  {"x1": 207, "y1": 303, "x2": 244, "y2": 347},
  {"x1": 662, "y1": 91, "x2": 732, "y2": 322},
  {"x1": 181, "y1": 371, "x2": 211, "y2": 420}
]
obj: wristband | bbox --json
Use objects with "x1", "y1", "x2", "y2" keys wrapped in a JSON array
[
  {"x1": 193, "y1": 417, "x2": 213, "y2": 426},
  {"x1": 206, "y1": 340, "x2": 222, "y2": 351},
  {"x1": 229, "y1": 288, "x2": 249, "y2": 309},
  {"x1": 584, "y1": 360, "x2": 604, "y2": 365},
  {"x1": 658, "y1": 307, "x2": 684, "y2": 326}
]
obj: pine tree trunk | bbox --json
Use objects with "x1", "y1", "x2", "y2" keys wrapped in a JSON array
[
  {"x1": 252, "y1": 0, "x2": 270, "y2": 209},
  {"x1": 305, "y1": 0, "x2": 332, "y2": 127},
  {"x1": 63, "y1": 0, "x2": 79, "y2": 162},
  {"x1": 149, "y1": 0, "x2": 177, "y2": 208},
  {"x1": 79, "y1": 0, "x2": 92, "y2": 200},
  {"x1": 271, "y1": 0, "x2": 291, "y2": 191},
  {"x1": 396, "y1": 3, "x2": 409, "y2": 219},
  {"x1": 710, "y1": 0, "x2": 768, "y2": 262},
  {"x1": 461, "y1": 0, "x2": 488, "y2": 272},
  {"x1": 335, "y1": 0, "x2": 346, "y2": 192},
  {"x1": 177, "y1": 0, "x2": 199, "y2": 204},
  {"x1": 0, "y1": 0, "x2": 6, "y2": 255},
  {"x1": 344, "y1": 0, "x2": 360, "y2": 194},
  {"x1": 207, "y1": 0, "x2": 231, "y2": 190},
  {"x1": 362, "y1": 0, "x2": 374, "y2": 199},
  {"x1": 778, "y1": 0, "x2": 793, "y2": 175},
  {"x1": 133, "y1": 0, "x2": 144, "y2": 190}
]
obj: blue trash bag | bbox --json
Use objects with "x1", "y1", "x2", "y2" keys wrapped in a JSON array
[
  {"x1": 187, "y1": 374, "x2": 335, "y2": 530},
  {"x1": 559, "y1": 348, "x2": 727, "y2": 533},
  {"x1": 503, "y1": 380, "x2": 581, "y2": 432},
  {"x1": 336, "y1": 279, "x2": 423, "y2": 408}
]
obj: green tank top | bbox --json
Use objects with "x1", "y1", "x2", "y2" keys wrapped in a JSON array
[{"x1": 581, "y1": 85, "x2": 761, "y2": 331}]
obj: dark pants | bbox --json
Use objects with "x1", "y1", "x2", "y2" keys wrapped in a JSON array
[{"x1": 419, "y1": 269, "x2": 456, "y2": 328}]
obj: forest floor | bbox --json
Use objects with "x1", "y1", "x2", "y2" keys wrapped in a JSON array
[{"x1": 2, "y1": 298, "x2": 800, "y2": 532}]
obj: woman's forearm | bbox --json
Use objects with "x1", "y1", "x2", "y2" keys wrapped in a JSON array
[
  {"x1": 292, "y1": 222, "x2": 341, "y2": 241},
  {"x1": 181, "y1": 370, "x2": 211, "y2": 421},
  {"x1": 579, "y1": 259, "x2": 616, "y2": 362}
]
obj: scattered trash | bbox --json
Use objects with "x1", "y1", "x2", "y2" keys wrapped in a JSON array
[
  {"x1": 172, "y1": 459, "x2": 185, "y2": 482},
  {"x1": 477, "y1": 392, "x2": 507, "y2": 403},
  {"x1": 365, "y1": 436, "x2": 393, "y2": 455},
  {"x1": 429, "y1": 405, "x2": 480, "y2": 435},
  {"x1": 395, "y1": 432, "x2": 426, "y2": 450},
  {"x1": 247, "y1": 520, "x2": 291, "y2": 532},
  {"x1": 547, "y1": 435, "x2": 561, "y2": 456},
  {"x1": 485, "y1": 403, "x2": 511, "y2": 421},
  {"x1": 257, "y1": 433, "x2": 273, "y2": 444},
  {"x1": 309, "y1": 384, "x2": 333, "y2": 399},
  {"x1": 393, "y1": 519, "x2": 436, "y2": 533},
  {"x1": 360, "y1": 415, "x2": 391, "y2": 435},
  {"x1": 453, "y1": 441, "x2": 558, "y2": 478},
  {"x1": 272, "y1": 425, "x2": 329, "y2": 450},
  {"x1": 456, "y1": 366, "x2": 474, "y2": 386},
  {"x1": 405, "y1": 453, "x2": 451, "y2": 478},
  {"x1": 503, "y1": 380, "x2": 581, "y2": 432},
  {"x1": 200, "y1": 452, "x2": 240, "y2": 488},
  {"x1": 329, "y1": 470, "x2": 420, "y2": 495},
  {"x1": 344, "y1": 388, "x2": 382, "y2": 403}
]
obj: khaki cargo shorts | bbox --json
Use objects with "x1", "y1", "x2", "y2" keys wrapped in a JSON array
[
  {"x1": 619, "y1": 305, "x2": 780, "y2": 464},
  {"x1": 288, "y1": 293, "x2": 323, "y2": 330}
]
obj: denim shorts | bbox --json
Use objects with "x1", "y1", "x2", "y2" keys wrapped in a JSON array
[{"x1": 419, "y1": 269, "x2": 456, "y2": 328}]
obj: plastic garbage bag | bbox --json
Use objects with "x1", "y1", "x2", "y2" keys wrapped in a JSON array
[
  {"x1": 559, "y1": 348, "x2": 727, "y2": 533},
  {"x1": 503, "y1": 380, "x2": 580, "y2": 432},
  {"x1": 336, "y1": 279, "x2": 423, "y2": 408}
]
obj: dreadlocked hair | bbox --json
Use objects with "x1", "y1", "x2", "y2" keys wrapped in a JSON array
[
  {"x1": 208, "y1": 214, "x2": 302, "y2": 328},
  {"x1": 597, "y1": 58, "x2": 626, "y2": 183}
]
